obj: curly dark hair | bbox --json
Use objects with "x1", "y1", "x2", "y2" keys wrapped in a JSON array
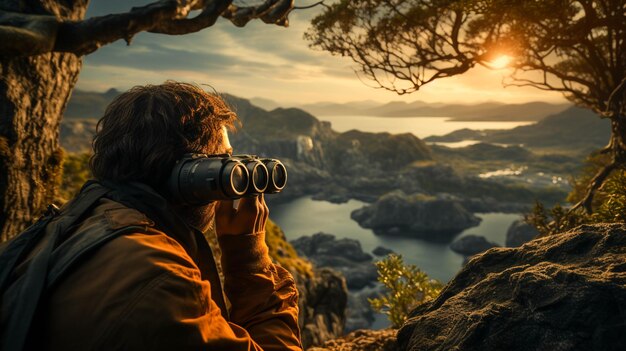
[{"x1": 90, "y1": 81, "x2": 237, "y2": 193}]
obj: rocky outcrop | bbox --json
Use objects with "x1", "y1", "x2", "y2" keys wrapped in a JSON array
[
  {"x1": 398, "y1": 223, "x2": 626, "y2": 351},
  {"x1": 351, "y1": 191, "x2": 481, "y2": 241},
  {"x1": 506, "y1": 219, "x2": 539, "y2": 247},
  {"x1": 346, "y1": 284, "x2": 389, "y2": 332},
  {"x1": 372, "y1": 246, "x2": 395, "y2": 256},
  {"x1": 449, "y1": 235, "x2": 499, "y2": 256},
  {"x1": 309, "y1": 329, "x2": 398, "y2": 351},
  {"x1": 263, "y1": 220, "x2": 348, "y2": 349},
  {"x1": 295, "y1": 268, "x2": 349, "y2": 349},
  {"x1": 290, "y1": 233, "x2": 378, "y2": 289}
]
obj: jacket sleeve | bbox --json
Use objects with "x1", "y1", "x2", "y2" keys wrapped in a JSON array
[
  {"x1": 218, "y1": 231, "x2": 302, "y2": 351},
  {"x1": 96, "y1": 231, "x2": 301, "y2": 351}
]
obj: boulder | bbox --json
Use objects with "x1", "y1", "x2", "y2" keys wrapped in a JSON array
[
  {"x1": 345, "y1": 285, "x2": 386, "y2": 332},
  {"x1": 449, "y1": 235, "x2": 499, "y2": 256},
  {"x1": 398, "y1": 223, "x2": 626, "y2": 351},
  {"x1": 351, "y1": 190, "x2": 480, "y2": 241},
  {"x1": 506, "y1": 219, "x2": 539, "y2": 247},
  {"x1": 296, "y1": 268, "x2": 348, "y2": 349},
  {"x1": 291, "y1": 233, "x2": 378, "y2": 290},
  {"x1": 372, "y1": 246, "x2": 395, "y2": 256}
]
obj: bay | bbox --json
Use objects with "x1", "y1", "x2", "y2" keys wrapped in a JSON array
[
  {"x1": 318, "y1": 115, "x2": 533, "y2": 139},
  {"x1": 269, "y1": 196, "x2": 521, "y2": 283}
]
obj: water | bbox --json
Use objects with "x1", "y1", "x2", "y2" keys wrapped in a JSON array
[
  {"x1": 318, "y1": 115, "x2": 533, "y2": 139},
  {"x1": 269, "y1": 196, "x2": 521, "y2": 283}
]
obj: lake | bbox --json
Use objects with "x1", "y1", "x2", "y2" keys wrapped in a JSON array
[
  {"x1": 269, "y1": 196, "x2": 521, "y2": 283},
  {"x1": 318, "y1": 115, "x2": 533, "y2": 139}
]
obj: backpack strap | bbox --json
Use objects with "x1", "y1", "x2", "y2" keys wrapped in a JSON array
[{"x1": 1, "y1": 184, "x2": 110, "y2": 351}]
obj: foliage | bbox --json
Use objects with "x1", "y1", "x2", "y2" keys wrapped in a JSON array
[
  {"x1": 526, "y1": 153, "x2": 626, "y2": 235},
  {"x1": 369, "y1": 254, "x2": 442, "y2": 328},
  {"x1": 265, "y1": 219, "x2": 314, "y2": 278},
  {"x1": 307, "y1": 0, "x2": 626, "y2": 111},
  {"x1": 307, "y1": 0, "x2": 626, "y2": 212},
  {"x1": 57, "y1": 151, "x2": 92, "y2": 203}
]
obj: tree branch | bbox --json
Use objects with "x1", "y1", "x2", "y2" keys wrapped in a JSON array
[
  {"x1": 0, "y1": 0, "x2": 296, "y2": 57},
  {"x1": 570, "y1": 158, "x2": 619, "y2": 214}
]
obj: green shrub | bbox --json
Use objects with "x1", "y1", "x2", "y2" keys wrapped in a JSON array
[
  {"x1": 58, "y1": 151, "x2": 92, "y2": 203},
  {"x1": 369, "y1": 254, "x2": 442, "y2": 328},
  {"x1": 526, "y1": 152, "x2": 626, "y2": 236}
]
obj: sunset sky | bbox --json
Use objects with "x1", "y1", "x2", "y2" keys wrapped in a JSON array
[{"x1": 77, "y1": 1, "x2": 568, "y2": 106}]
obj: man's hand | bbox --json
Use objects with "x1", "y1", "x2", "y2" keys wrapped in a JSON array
[{"x1": 215, "y1": 195, "x2": 269, "y2": 236}]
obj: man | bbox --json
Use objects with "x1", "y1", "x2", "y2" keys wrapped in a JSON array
[{"x1": 11, "y1": 82, "x2": 302, "y2": 350}]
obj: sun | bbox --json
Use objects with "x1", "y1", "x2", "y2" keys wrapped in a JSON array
[{"x1": 488, "y1": 55, "x2": 512, "y2": 69}]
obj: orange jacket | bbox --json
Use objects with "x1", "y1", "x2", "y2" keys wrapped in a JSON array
[{"x1": 38, "y1": 198, "x2": 302, "y2": 350}]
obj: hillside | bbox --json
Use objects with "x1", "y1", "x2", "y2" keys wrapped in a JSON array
[
  {"x1": 426, "y1": 107, "x2": 611, "y2": 155},
  {"x1": 64, "y1": 88, "x2": 120, "y2": 119},
  {"x1": 299, "y1": 100, "x2": 570, "y2": 121}
]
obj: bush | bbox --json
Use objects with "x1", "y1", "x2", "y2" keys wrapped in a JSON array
[
  {"x1": 369, "y1": 254, "x2": 442, "y2": 328},
  {"x1": 58, "y1": 151, "x2": 92, "y2": 203},
  {"x1": 526, "y1": 152, "x2": 626, "y2": 236}
]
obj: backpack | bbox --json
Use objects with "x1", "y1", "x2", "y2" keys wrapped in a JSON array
[{"x1": 0, "y1": 183, "x2": 146, "y2": 351}]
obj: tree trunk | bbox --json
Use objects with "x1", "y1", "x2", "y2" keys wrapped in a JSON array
[
  {"x1": 0, "y1": 1, "x2": 88, "y2": 242},
  {"x1": 573, "y1": 115, "x2": 626, "y2": 214}
]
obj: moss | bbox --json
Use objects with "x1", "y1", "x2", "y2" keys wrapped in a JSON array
[{"x1": 265, "y1": 219, "x2": 314, "y2": 278}]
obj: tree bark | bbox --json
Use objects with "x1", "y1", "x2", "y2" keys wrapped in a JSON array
[{"x1": 0, "y1": 1, "x2": 87, "y2": 242}]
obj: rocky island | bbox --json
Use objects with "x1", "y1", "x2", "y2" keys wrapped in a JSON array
[{"x1": 351, "y1": 191, "x2": 481, "y2": 240}]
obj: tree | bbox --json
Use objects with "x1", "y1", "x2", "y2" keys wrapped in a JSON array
[
  {"x1": 0, "y1": 0, "x2": 300, "y2": 242},
  {"x1": 306, "y1": 0, "x2": 626, "y2": 214}
]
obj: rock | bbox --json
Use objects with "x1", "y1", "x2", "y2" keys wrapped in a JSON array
[
  {"x1": 262, "y1": 220, "x2": 348, "y2": 349},
  {"x1": 449, "y1": 235, "x2": 499, "y2": 256},
  {"x1": 372, "y1": 246, "x2": 395, "y2": 256},
  {"x1": 398, "y1": 223, "x2": 626, "y2": 351},
  {"x1": 506, "y1": 219, "x2": 539, "y2": 247},
  {"x1": 291, "y1": 233, "x2": 378, "y2": 290},
  {"x1": 309, "y1": 329, "x2": 398, "y2": 351},
  {"x1": 351, "y1": 190, "x2": 481, "y2": 241},
  {"x1": 345, "y1": 285, "x2": 384, "y2": 332},
  {"x1": 295, "y1": 268, "x2": 348, "y2": 349}
]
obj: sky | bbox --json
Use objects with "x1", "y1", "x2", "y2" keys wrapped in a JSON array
[{"x1": 77, "y1": 1, "x2": 568, "y2": 106}]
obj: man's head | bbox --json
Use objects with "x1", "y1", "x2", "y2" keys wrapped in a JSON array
[{"x1": 91, "y1": 81, "x2": 237, "y2": 197}]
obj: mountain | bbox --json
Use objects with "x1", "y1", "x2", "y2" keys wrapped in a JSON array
[
  {"x1": 64, "y1": 88, "x2": 120, "y2": 119},
  {"x1": 249, "y1": 97, "x2": 281, "y2": 110},
  {"x1": 426, "y1": 106, "x2": 611, "y2": 154},
  {"x1": 298, "y1": 99, "x2": 570, "y2": 121},
  {"x1": 298, "y1": 100, "x2": 382, "y2": 116}
]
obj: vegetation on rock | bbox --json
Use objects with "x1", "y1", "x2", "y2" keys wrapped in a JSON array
[{"x1": 369, "y1": 254, "x2": 442, "y2": 329}]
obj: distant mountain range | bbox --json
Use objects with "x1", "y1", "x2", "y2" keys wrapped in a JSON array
[
  {"x1": 64, "y1": 88, "x2": 121, "y2": 119},
  {"x1": 425, "y1": 106, "x2": 610, "y2": 154},
  {"x1": 296, "y1": 100, "x2": 571, "y2": 122},
  {"x1": 68, "y1": 88, "x2": 570, "y2": 122}
]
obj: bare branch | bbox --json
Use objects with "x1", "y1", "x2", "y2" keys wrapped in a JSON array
[
  {"x1": 570, "y1": 158, "x2": 619, "y2": 214},
  {"x1": 294, "y1": 1, "x2": 327, "y2": 10},
  {"x1": 0, "y1": 0, "x2": 295, "y2": 57},
  {"x1": 222, "y1": 0, "x2": 294, "y2": 27}
]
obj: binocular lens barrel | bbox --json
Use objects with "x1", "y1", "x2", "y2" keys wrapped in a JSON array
[
  {"x1": 169, "y1": 154, "x2": 287, "y2": 205},
  {"x1": 242, "y1": 160, "x2": 269, "y2": 195},
  {"x1": 264, "y1": 160, "x2": 288, "y2": 193}
]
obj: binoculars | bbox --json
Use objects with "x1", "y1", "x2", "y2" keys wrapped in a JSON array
[{"x1": 168, "y1": 153, "x2": 287, "y2": 205}]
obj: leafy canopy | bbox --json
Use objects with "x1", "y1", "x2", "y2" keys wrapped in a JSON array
[{"x1": 307, "y1": 0, "x2": 626, "y2": 114}]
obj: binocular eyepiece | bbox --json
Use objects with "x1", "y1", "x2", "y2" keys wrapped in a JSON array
[{"x1": 168, "y1": 153, "x2": 287, "y2": 205}]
